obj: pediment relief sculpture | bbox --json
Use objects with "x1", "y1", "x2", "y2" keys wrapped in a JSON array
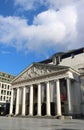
[
  {"x1": 12, "y1": 63, "x2": 69, "y2": 83},
  {"x1": 13, "y1": 64, "x2": 56, "y2": 83}
]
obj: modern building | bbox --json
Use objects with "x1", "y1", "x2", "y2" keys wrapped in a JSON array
[
  {"x1": 0, "y1": 72, "x2": 15, "y2": 115},
  {"x1": 9, "y1": 47, "x2": 84, "y2": 118}
]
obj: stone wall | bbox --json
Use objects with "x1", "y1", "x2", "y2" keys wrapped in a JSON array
[{"x1": 60, "y1": 53, "x2": 84, "y2": 71}]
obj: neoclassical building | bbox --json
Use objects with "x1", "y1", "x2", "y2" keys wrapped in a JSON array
[{"x1": 10, "y1": 47, "x2": 84, "y2": 118}]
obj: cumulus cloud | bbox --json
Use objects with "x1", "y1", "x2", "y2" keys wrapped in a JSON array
[
  {"x1": 0, "y1": 0, "x2": 84, "y2": 53},
  {"x1": 0, "y1": 5, "x2": 77, "y2": 52},
  {"x1": 14, "y1": 0, "x2": 79, "y2": 10},
  {"x1": 14, "y1": 0, "x2": 43, "y2": 10}
]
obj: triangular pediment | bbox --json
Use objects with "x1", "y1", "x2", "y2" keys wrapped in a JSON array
[{"x1": 12, "y1": 63, "x2": 69, "y2": 83}]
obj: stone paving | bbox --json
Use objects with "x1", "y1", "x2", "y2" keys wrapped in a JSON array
[{"x1": 0, "y1": 117, "x2": 84, "y2": 130}]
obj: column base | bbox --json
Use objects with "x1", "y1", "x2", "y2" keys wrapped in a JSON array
[
  {"x1": 44, "y1": 115, "x2": 51, "y2": 117},
  {"x1": 56, "y1": 115, "x2": 64, "y2": 119},
  {"x1": 22, "y1": 114, "x2": 26, "y2": 116},
  {"x1": 27, "y1": 114, "x2": 33, "y2": 117},
  {"x1": 14, "y1": 114, "x2": 20, "y2": 117},
  {"x1": 35, "y1": 115, "x2": 41, "y2": 117},
  {"x1": 9, "y1": 113, "x2": 14, "y2": 117}
]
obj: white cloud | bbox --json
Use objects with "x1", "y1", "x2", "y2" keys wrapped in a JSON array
[
  {"x1": 0, "y1": 1, "x2": 84, "y2": 53},
  {"x1": 43, "y1": 0, "x2": 79, "y2": 9},
  {"x1": 0, "y1": 4, "x2": 76, "y2": 50},
  {"x1": 14, "y1": 0, "x2": 43, "y2": 10},
  {"x1": 14, "y1": 0, "x2": 79, "y2": 11}
]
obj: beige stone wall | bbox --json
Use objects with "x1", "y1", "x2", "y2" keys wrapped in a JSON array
[{"x1": 60, "y1": 53, "x2": 84, "y2": 71}]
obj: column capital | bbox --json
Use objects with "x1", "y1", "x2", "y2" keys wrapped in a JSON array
[
  {"x1": 45, "y1": 81, "x2": 50, "y2": 85},
  {"x1": 36, "y1": 83, "x2": 41, "y2": 86},
  {"x1": 54, "y1": 79, "x2": 59, "y2": 82}
]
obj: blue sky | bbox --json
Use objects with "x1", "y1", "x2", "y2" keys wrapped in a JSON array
[{"x1": 0, "y1": 0, "x2": 84, "y2": 76}]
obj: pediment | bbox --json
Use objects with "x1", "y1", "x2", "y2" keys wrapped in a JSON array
[{"x1": 12, "y1": 63, "x2": 57, "y2": 83}]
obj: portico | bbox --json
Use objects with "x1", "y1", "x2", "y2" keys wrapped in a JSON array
[{"x1": 10, "y1": 63, "x2": 80, "y2": 117}]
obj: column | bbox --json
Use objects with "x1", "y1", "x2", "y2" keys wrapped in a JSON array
[
  {"x1": 15, "y1": 87, "x2": 20, "y2": 115},
  {"x1": 37, "y1": 83, "x2": 41, "y2": 116},
  {"x1": 56, "y1": 79, "x2": 62, "y2": 116},
  {"x1": 22, "y1": 86, "x2": 26, "y2": 116},
  {"x1": 46, "y1": 81, "x2": 51, "y2": 116},
  {"x1": 9, "y1": 88, "x2": 14, "y2": 115},
  {"x1": 29, "y1": 85, "x2": 33, "y2": 116},
  {"x1": 67, "y1": 78, "x2": 73, "y2": 114}
]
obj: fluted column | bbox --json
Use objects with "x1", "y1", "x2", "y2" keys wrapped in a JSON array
[
  {"x1": 22, "y1": 86, "x2": 26, "y2": 116},
  {"x1": 56, "y1": 79, "x2": 62, "y2": 116},
  {"x1": 67, "y1": 78, "x2": 73, "y2": 114},
  {"x1": 9, "y1": 88, "x2": 14, "y2": 115},
  {"x1": 37, "y1": 83, "x2": 41, "y2": 116},
  {"x1": 46, "y1": 81, "x2": 51, "y2": 116},
  {"x1": 29, "y1": 85, "x2": 33, "y2": 116},
  {"x1": 15, "y1": 87, "x2": 20, "y2": 115}
]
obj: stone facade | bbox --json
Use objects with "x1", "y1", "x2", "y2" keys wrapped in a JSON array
[
  {"x1": 0, "y1": 72, "x2": 15, "y2": 115},
  {"x1": 10, "y1": 47, "x2": 84, "y2": 118}
]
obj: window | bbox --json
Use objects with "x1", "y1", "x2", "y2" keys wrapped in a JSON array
[
  {"x1": 8, "y1": 85, "x2": 10, "y2": 89},
  {"x1": 2, "y1": 84, "x2": 4, "y2": 88},
  {"x1": 4, "y1": 90, "x2": 6, "y2": 95},
  {"x1": 1, "y1": 90, "x2": 3, "y2": 94},
  {"x1": 4, "y1": 96, "x2": 5, "y2": 101},
  {"x1": 7, "y1": 91, "x2": 9, "y2": 95},
  {"x1": 71, "y1": 53, "x2": 74, "y2": 58},
  {"x1": 4, "y1": 84, "x2": 6, "y2": 89},
  {"x1": 1, "y1": 96, "x2": 2, "y2": 100}
]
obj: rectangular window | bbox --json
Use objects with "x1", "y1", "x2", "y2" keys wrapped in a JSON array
[
  {"x1": 2, "y1": 84, "x2": 4, "y2": 88},
  {"x1": 1, "y1": 96, "x2": 2, "y2": 100},
  {"x1": 7, "y1": 91, "x2": 9, "y2": 95},
  {"x1": 1, "y1": 90, "x2": 3, "y2": 94},
  {"x1": 4, "y1": 96, "x2": 5, "y2": 101},
  {"x1": 4, "y1": 84, "x2": 6, "y2": 89},
  {"x1": 8, "y1": 85, "x2": 10, "y2": 89},
  {"x1": 4, "y1": 90, "x2": 6, "y2": 95}
]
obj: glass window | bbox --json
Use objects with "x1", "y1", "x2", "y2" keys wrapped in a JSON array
[
  {"x1": 4, "y1": 84, "x2": 6, "y2": 89},
  {"x1": 2, "y1": 84, "x2": 4, "y2": 88},
  {"x1": 8, "y1": 85, "x2": 10, "y2": 89},
  {"x1": 1, "y1": 90, "x2": 3, "y2": 94},
  {"x1": 4, "y1": 90, "x2": 6, "y2": 95},
  {"x1": 4, "y1": 96, "x2": 5, "y2": 101},
  {"x1": 1, "y1": 96, "x2": 2, "y2": 100},
  {"x1": 7, "y1": 91, "x2": 9, "y2": 95}
]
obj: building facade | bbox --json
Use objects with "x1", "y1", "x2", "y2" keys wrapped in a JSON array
[
  {"x1": 10, "y1": 47, "x2": 84, "y2": 118},
  {"x1": 0, "y1": 72, "x2": 15, "y2": 115}
]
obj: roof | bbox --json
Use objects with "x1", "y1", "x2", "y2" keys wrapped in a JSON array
[
  {"x1": 12, "y1": 62, "x2": 69, "y2": 84},
  {"x1": 0, "y1": 71, "x2": 15, "y2": 83},
  {"x1": 39, "y1": 47, "x2": 84, "y2": 63},
  {"x1": 61, "y1": 47, "x2": 84, "y2": 59}
]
